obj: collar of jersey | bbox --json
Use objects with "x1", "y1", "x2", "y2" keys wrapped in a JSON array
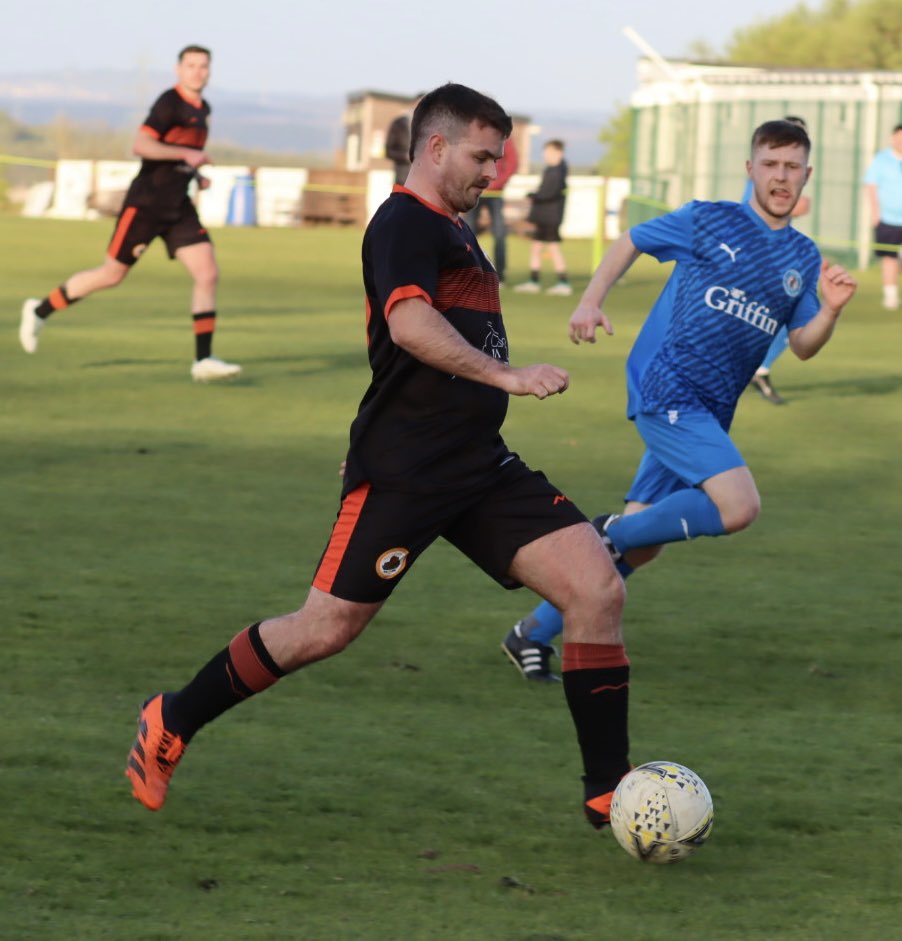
[
  {"x1": 392, "y1": 185, "x2": 462, "y2": 226},
  {"x1": 174, "y1": 84, "x2": 203, "y2": 107},
  {"x1": 740, "y1": 199, "x2": 794, "y2": 237}
]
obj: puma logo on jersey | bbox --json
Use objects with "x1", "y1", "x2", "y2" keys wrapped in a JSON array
[{"x1": 718, "y1": 242, "x2": 741, "y2": 263}]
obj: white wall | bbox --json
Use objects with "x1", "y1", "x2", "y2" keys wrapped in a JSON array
[
  {"x1": 506, "y1": 173, "x2": 630, "y2": 239},
  {"x1": 31, "y1": 160, "x2": 630, "y2": 241}
]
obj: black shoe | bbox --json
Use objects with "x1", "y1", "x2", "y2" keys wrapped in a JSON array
[
  {"x1": 750, "y1": 373, "x2": 786, "y2": 405},
  {"x1": 590, "y1": 514, "x2": 622, "y2": 562},
  {"x1": 501, "y1": 622, "x2": 560, "y2": 682}
]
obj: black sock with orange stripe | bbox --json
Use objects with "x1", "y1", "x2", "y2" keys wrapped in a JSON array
[
  {"x1": 163, "y1": 622, "x2": 286, "y2": 741},
  {"x1": 562, "y1": 642, "x2": 631, "y2": 799},
  {"x1": 193, "y1": 310, "x2": 216, "y2": 360},
  {"x1": 36, "y1": 285, "x2": 78, "y2": 319}
]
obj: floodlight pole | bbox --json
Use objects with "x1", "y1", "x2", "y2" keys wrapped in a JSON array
[{"x1": 622, "y1": 26, "x2": 681, "y2": 81}]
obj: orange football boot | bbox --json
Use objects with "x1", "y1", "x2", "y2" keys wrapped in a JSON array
[{"x1": 125, "y1": 694, "x2": 187, "y2": 811}]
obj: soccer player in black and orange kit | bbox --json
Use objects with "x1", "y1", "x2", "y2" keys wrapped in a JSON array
[
  {"x1": 19, "y1": 45, "x2": 240, "y2": 382},
  {"x1": 125, "y1": 83, "x2": 630, "y2": 832}
]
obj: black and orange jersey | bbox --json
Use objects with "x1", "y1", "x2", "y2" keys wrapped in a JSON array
[
  {"x1": 343, "y1": 186, "x2": 513, "y2": 495},
  {"x1": 123, "y1": 85, "x2": 210, "y2": 215}
]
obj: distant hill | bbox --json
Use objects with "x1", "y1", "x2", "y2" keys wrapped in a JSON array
[
  {"x1": 0, "y1": 69, "x2": 343, "y2": 159},
  {"x1": 0, "y1": 69, "x2": 607, "y2": 170}
]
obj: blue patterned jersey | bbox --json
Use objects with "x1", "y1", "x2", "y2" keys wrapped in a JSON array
[{"x1": 627, "y1": 200, "x2": 822, "y2": 428}]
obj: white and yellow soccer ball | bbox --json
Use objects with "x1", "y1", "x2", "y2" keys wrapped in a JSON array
[{"x1": 609, "y1": 761, "x2": 714, "y2": 864}]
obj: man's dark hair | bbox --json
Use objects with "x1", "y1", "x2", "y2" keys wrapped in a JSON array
[
  {"x1": 544, "y1": 139, "x2": 565, "y2": 151},
  {"x1": 409, "y1": 83, "x2": 512, "y2": 161},
  {"x1": 750, "y1": 119, "x2": 810, "y2": 157},
  {"x1": 894, "y1": 123, "x2": 902, "y2": 134},
  {"x1": 179, "y1": 45, "x2": 212, "y2": 61},
  {"x1": 783, "y1": 115, "x2": 808, "y2": 131}
]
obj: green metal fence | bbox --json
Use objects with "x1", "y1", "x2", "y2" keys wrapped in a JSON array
[{"x1": 627, "y1": 76, "x2": 902, "y2": 268}]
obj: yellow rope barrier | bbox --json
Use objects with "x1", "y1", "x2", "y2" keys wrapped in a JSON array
[
  {"x1": 301, "y1": 183, "x2": 367, "y2": 194},
  {"x1": 0, "y1": 154, "x2": 57, "y2": 169}
]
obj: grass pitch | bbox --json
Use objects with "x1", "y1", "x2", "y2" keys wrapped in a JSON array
[{"x1": 1, "y1": 216, "x2": 900, "y2": 941}]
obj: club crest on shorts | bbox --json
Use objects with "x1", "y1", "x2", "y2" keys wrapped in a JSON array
[
  {"x1": 376, "y1": 547, "x2": 409, "y2": 580},
  {"x1": 782, "y1": 268, "x2": 803, "y2": 297}
]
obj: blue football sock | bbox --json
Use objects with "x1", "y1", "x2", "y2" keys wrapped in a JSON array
[
  {"x1": 608, "y1": 488, "x2": 726, "y2": 552},
  {"x1": 522, "y1": 601, "x2": 563, "y2": 646}
]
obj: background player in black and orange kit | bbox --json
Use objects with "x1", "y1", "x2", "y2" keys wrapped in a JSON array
[
  {"x1": 125, "y1": 83, "x2": 631, "y2": 833},
  {"x1": 19, "y1": 45, "x2": 240, "y2": 382}
]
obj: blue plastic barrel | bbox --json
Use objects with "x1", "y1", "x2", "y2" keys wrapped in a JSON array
[{"x1": 226, "y1": 173, "x2": 257, "y2": 226}]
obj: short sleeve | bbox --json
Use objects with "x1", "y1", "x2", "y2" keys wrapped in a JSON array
[
  {"x1": 630, "y1": 202, "x2": 697, "y2": 263},
  {"x1": 139, "y1": 92, "x2": 176, "y2": 140},
  {"x1": 369, "y1": 210, "x2": 442, "y2": 318},
  {"x1": 788, "y1": 252, "x2": 823, "y2": 330}
]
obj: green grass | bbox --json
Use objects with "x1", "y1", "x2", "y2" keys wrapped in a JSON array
[{"x1": 1, "y1": 216, "x2": 900, "y2": 941}]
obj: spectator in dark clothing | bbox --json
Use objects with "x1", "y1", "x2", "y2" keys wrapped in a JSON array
[
  {"x1": 515, "y1": 139, "x2": 571, "y2": 296},
  {"x1": 385, "y1": 111, "x2": 413, "y2": 184}
]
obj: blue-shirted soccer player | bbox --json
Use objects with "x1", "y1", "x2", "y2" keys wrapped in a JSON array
[
  {"x1": 744, "y1": 115, "x2": 812, "y2": 405},
  {"x1": 502, "y1": 119, "x2": 857, "y2": 682}
]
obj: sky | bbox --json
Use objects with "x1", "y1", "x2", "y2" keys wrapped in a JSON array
[{"x1": 4, "y1": 0, "x2": 806, "y2": 115}]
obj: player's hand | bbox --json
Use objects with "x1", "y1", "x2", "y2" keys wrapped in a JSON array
[
  {"x1": 819, "y1": 259, "x2": 857, "y2": 315},
  {"x1": 196, "y1": 175, "x2": 211, "y2": 191},
  {"x1": 502, "y1": 363, "x2": 569, "y2": 399},
  {"x1": 183, "y1": 149, "x2": 211, "y2": 169},
  {"x1": 568, "y1": 301, "x2": 614, "y2": 344}
]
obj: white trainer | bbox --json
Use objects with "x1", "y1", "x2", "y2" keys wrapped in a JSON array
[
  {"x1": 19, "y1": 299, "x2": 43, "y2": 353},
  {"x1": 546, "y1": 282, "x2": 573, "y2": 296},
  {"x1": 513, "y1": 281, "x2": 541, "y2": 293},
  {"x1": 190, "y1": 356, "x2": 242, "y2": 382}
]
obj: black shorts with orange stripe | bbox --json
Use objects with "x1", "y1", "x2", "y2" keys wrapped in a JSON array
[
  {"x1": 312, "y1": 456, "x2": 587, "y2": 603},
  {"x1": 107, "y1": 199, "x2": 211, "y2": 266}
]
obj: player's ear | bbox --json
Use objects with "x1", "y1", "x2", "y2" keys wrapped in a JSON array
[
  {"x1": 804, "y1": 165, "x2": 813, "y2": 185},
  {"x1": 425, "y1": 133, "x2": 446, "y2": 165}
]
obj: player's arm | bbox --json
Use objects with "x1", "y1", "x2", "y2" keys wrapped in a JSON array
[
  {"x1": 568, "y1": 231, "x2": 641, "y2": 344},
  {"x1": 788, "y1": 259, "x2": 857, "y2": 360},
  {"x1": 131, "y1": 129, "x2": 210, "y2": 169},
  {"x1": 864, "y1": 183, "x2": 880, "y2": 226},
  {"x1": 388, "y1": 297, "x2": 568, "y2": 399}
]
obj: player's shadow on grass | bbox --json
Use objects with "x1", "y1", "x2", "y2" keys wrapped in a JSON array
[
  {"x1": 253, "y1": 352, "x2": 367, "y2": 377},
  {"x1": 80, "y1": 358, "x2": 178, "y2": 368},
  {"x1": 788, "y1": 373, "x2": 902, "y2": 398},
  {"x1": 78, "y1": 352, "x2": 365, "y2": 383}
]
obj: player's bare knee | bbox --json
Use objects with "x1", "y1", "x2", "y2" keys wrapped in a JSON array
[
  {"x1": 584, "y1": 562, "x2": 626, "y2": 619},
  {"x1": 195, "y1": 264, "x2": 219, "y2": 292},
  {"x1": 722, "y1": 495, "x2": 761, "y2": 533},
  {"x1": 101, "y1": 265, "x2": 128, "y2": 288}
]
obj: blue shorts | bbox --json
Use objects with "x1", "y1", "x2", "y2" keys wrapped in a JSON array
[{"x1": 625, "y1": 410, "x2": 745, "y2": 505}]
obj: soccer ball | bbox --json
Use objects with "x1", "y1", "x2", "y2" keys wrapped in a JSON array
[{"x1": 609, "y1": 761, "x2": 714, "y2": 864}]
